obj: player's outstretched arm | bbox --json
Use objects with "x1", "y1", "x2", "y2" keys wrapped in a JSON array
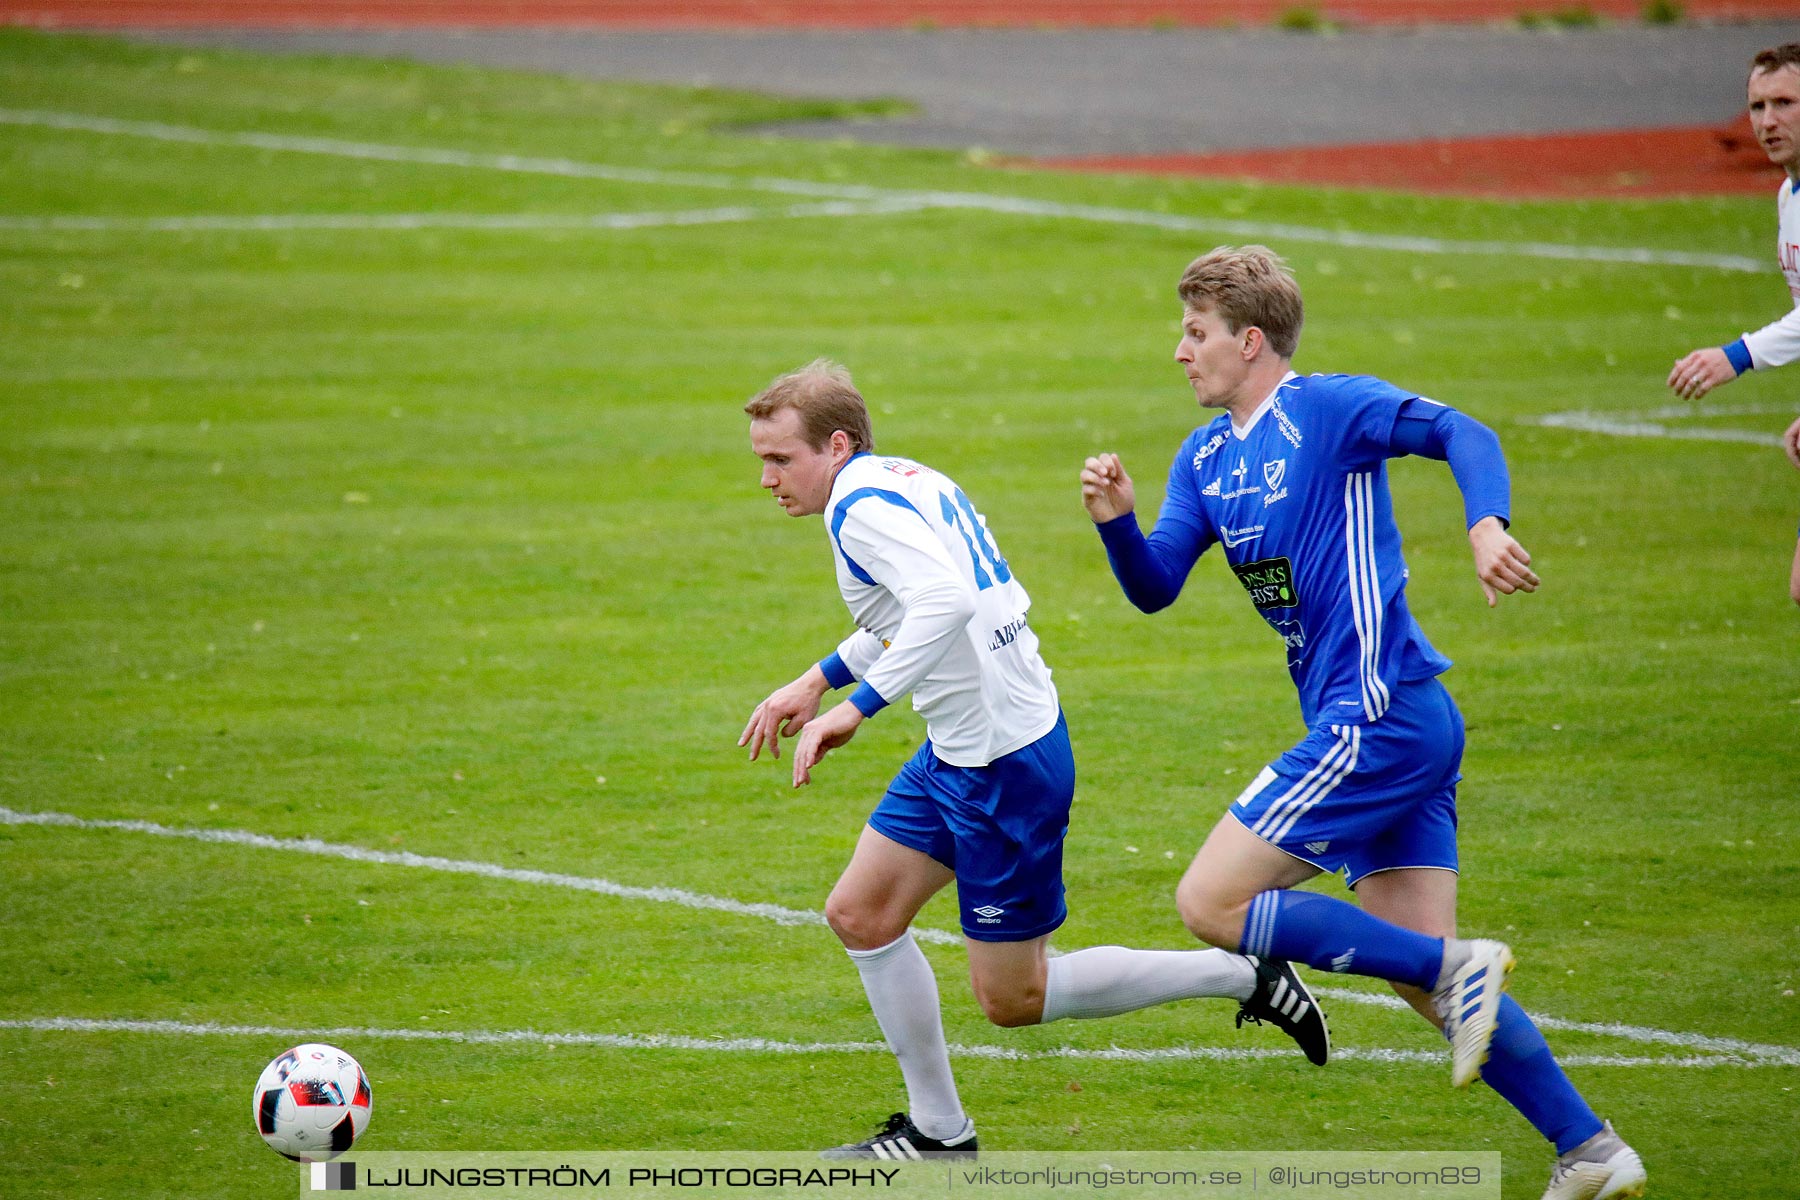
[
  {"x1": 1784, "y1": 415, "x2": 1800, "y2": 471},
  {"x1": 1080, "y1": 453, "x2": 1136, "y2": 523},
  {"x1": 1469, "y1": 515, "x2": 1540, "y2": 608},
  {"x1": 1668, "y1": 347, "x2": 1740, "y2": 400},
  {"x1": 791, "y1": 701, "x2": 865, "y2": 788},
  {"x1": 739, "y1": 663, "x2": 830, "y2": 762}
]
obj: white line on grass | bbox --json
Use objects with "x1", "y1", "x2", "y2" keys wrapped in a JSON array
[
  {"x1": 0, "y1": 805, "x2": 848, "y2": 934},
  {"x1": 0, "y1": 1017, "x2": 1784, "y2": 1069},
  {"x1": 0, "y1": 107, "x2": 1767, "y2": 273},
  {"x1": 0, "y1": 199, "x2": 934, "y2": 233},
  {"x1": 6, "y1": 806, "x2": 1797, "y2": 1066},
  {"x1": 1522, "y1": 403, "x2": 1789, "y2": 446}
]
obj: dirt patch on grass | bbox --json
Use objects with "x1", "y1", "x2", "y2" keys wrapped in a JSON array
[{"x1": 1028, "y1": 123, "x2": 1788, "y2": 199}]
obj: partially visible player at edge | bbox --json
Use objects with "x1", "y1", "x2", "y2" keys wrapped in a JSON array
[
  {"x1": 740, "y1": 360, "x2": 1329, "y2": 1161},
  {"x1": 1668, "y1": 41, "x2": 1800, "y2": 605},
  {"x1": 1081, "y1": 248, "x2": 1647, "y2": 1200}
]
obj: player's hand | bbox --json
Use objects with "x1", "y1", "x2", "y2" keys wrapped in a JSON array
[
  {"x1": 1667, "y1": 348, "x2": 1737, "y2": 401},
  {"x1": 739, "y1": 665, "x2": 829, "y2": 762},
  {"x1": 1783, "y1": 416, "x2": 1800, "y2": 472},
  {"x1": 1469, "y1": 516, "x2": 1539, "y2": 608},
  {"x1": 791, "y1": 701, "x2": 864, "y2": 788},
  {"x1": 1081, "y1": 453, "x2": 1136, "y2": 524}
]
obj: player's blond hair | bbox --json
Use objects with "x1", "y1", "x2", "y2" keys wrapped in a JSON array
[
  {"x1": 744, "y1": 358, "x2": 876, "y2": 455},
  {"x1": 1177, "y1": 245, "x2": 1304, "y2": 360},
  {"x1": 1751, "y1": 41, "x2": 1800, "y2": 78}
]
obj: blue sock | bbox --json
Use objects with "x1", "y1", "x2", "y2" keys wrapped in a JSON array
[
  {"x1": 1476, "y1": 995, "x2": 1604, "y2": 1154},
  {"x1": 1240, "y1": 889, "x2": 1442, "y2": 989}
]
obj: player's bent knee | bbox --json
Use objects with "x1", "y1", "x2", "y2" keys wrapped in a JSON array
[
  {"x1": 824, "y1": 891, "x2": 907, "y2": 952},
  {"x1": 973, "y1": 981, "x2": 1045, "y2": 1028},
  {"x1": 1174, "y1": 877, "x2": 1242, "y2": 950}
]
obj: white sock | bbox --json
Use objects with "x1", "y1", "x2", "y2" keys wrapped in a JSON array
[
  {"x1": 845, "y1": 930, "x2": 968, "y2": 1141},
  {"x1": 1040, "y1": 946, "x2": 1257, "y2": 1023}
]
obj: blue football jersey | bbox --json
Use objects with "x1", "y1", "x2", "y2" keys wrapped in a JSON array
[{"x1": 1155, "y1": 371, "x2": 1453, "y2": 727}]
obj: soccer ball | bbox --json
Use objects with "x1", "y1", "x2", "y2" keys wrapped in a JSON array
[{"x1": 251, "y1": 1043, "x2": 372, "y2": 1161}]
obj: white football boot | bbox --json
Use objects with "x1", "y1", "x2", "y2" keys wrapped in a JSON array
[
  {"x1": 1430, "y1": 937, "x2": 1515, "y2": 1088},
  {"x1": 1539, "y1": 1121, "x2": 1647, "y2": 1200}
]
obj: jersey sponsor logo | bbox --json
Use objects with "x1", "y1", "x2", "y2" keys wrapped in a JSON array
[
  {"x1": 1272, "y1": 403, "x2": 1303, "y2": 448},
  {"x1": 1192, "y1": 431, "x2": 1228, "y2": 465},
  {"x1": 1221, "y1": 456, "x2": 1262, "y2": 500},
  {"x1": 1201, "y1": 478, "x2": 1221, "y2": 497},
  {"x1": 877, "y1": 458, "x2": 924, "y2": 477},
  {"x1": 986, "y1": 614, "x2": 1029, "y2": 652},
  {"x1": 1270, "y1": 614, "x2": 1306, "y2": 666},
  {"x1": 1231, "y1": 556, "x2": 1299, "y2": 610},
  {"x1": 1219, "y1": 523, "x2": 1263, "y2": 548}
]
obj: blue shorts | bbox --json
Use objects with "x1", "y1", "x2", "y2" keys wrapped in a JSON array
[
  {"x1": 868, "y1": 713, "x2": 1074, "y2": 943},
  {"x1": 1229, "y1": 676, "x2": 1464, "y2": 888}
]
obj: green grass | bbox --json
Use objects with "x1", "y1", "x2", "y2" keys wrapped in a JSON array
[{"x1": 1, "y1": 25, "x2": 1796, "y2": 1200}]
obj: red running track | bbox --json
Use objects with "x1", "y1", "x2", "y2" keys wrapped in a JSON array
[
  {"x1": 1030, "y1": 123, "x2": 1789, "y2": 198},
  {"x1": 5, "y1": 0, "x2": 1797, "y2": 28}
]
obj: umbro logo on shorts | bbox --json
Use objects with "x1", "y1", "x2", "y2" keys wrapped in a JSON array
[{"x1": 972, "y1": 905, "x2": 1005, "y2": 918}]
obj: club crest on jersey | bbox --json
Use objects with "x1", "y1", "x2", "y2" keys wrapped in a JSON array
[{"x1": 1262, "y1": 458, "x2": 1289, "y2": 507}]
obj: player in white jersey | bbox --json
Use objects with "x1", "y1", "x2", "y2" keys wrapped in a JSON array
[
  {"x1": 1669, "y1": 42, "x2": 1800, "y2": 603},
  {"x1": 739, "y1": 360, "x2": 1328, "y2": 1160}
]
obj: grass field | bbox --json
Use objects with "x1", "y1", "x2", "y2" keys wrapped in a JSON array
[{"x1": 1, "y1": 26, "x2": 1797, "y2": 1199}]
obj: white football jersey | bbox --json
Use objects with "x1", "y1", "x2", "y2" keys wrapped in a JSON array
[
  {"x1": 824, "y1": 453, "x2": 1059, "y2": 767},
  {"x1": 1744, "y1": 176, "x2": 1800, "y2": 369}
]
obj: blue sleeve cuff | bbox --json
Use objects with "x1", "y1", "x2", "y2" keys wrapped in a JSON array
[
  {"x1": 1723, "y1": 339, "x2": 1753, "y2": 376},
  {"x1": 848, "y1": 681, "x2": 889, "y2": 717},
  {"x1": 818, "y1": 652, "x2": 856, "y2": 691}
]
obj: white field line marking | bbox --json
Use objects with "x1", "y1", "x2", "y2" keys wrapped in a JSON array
[
  {"x1": 0, "y1": 198, "x2": 934, "y2": 233},
  {"x1": 0, "y1": 107, "x2": 1768, "y2": 274},
  {"x1": 1, "y1": 1017, "x2": 1786, "y2": 1068},
  {"x1": 0, "y1": 805, "x2": 844, "y2": 933},
  {"x1": 1524, "y1": 404, "x2": 1787, "y2": 446},
  {"x1": 1311, "y1": 986, "x2": 1800, "y2": 1064},
  {"x1": 5, "y1": 806, "x2": 1796, "y2": 1066}
]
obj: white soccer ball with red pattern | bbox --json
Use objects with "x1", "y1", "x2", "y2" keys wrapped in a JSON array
[{"x1": 252, "y1": 1043, "x2": 372, "y2": 1161}]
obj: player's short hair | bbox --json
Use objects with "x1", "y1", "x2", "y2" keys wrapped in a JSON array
[
  {"x1": 744, "y1": 358, "x2": 876, "y2": 455},
  {"x1": 1177, "y1": 245, "x2": 1304, "y2": 360},
  {"x1": 1751, "y1": 42, "x2": 1800, "y2": 77}
]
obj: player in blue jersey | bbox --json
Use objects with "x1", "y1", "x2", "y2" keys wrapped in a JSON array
[
  {"x1": 740, "y1": 360, "x2": 1329, "y2": 1161},
  {"x1": 1081, "y1": 248, "x2": 1646, "y2": 1200}
]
